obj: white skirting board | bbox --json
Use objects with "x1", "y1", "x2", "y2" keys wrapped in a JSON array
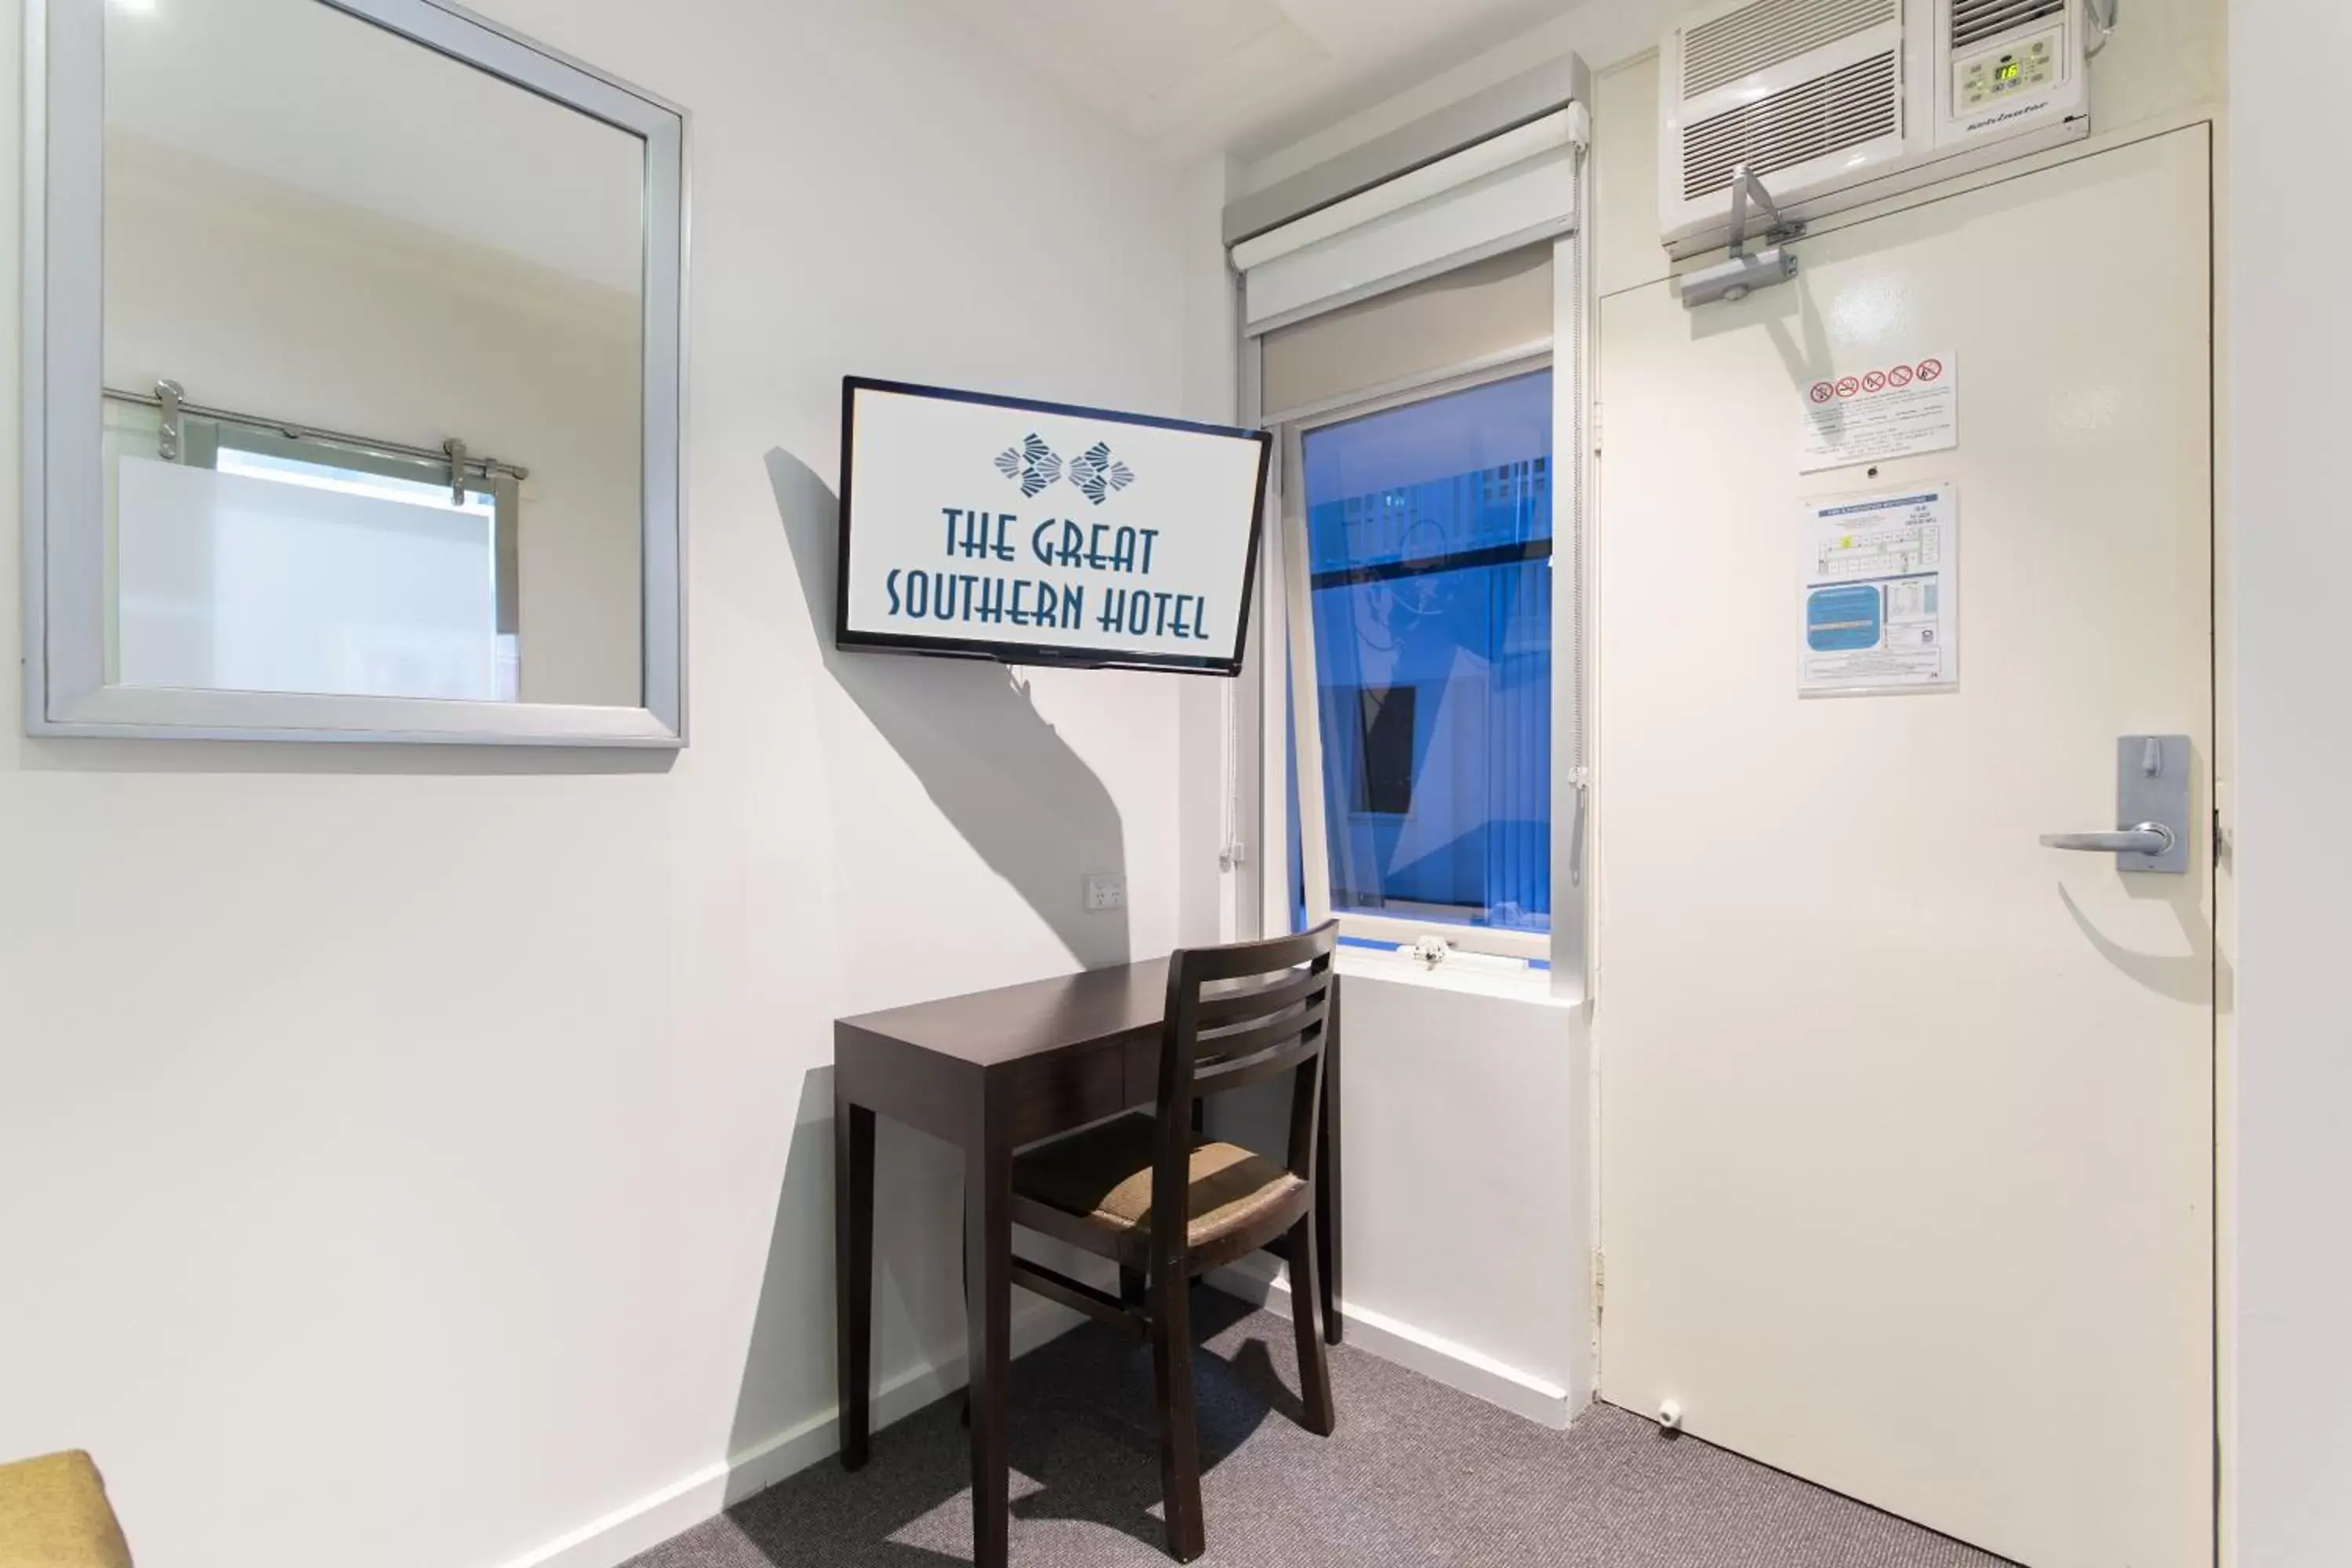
[
  {"x1": 492, "y1": 1298, "x2": 1080, "y2": 1568},
  {"x1": 1204, "y1": 1257, "x2": 1581, "y2": 1431}
]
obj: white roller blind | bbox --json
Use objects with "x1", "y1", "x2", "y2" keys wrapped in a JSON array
[
  {"x1": 1234, "y1": 109, "x2": 1580, "y2": 337},
  {"x1": 1260, "y1": 244, "x2": 1553, "y2": 420}
]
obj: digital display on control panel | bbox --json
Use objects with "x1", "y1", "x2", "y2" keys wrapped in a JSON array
[{"x1": 1958, "y1": 30, "x2": 2060, "y2": 110}]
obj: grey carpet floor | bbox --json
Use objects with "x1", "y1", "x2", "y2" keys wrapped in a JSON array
[{"x1": 629, "y1": 1292, "x2": 2013, "y2": 1567}]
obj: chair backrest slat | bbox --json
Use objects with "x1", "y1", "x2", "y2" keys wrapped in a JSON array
[
  {"x1": 1190, "y1": 1026, "x2": 1325, "y2": 1098},
  {"x1": 1148, "y1": 921, "x2": 1340, "y2": 1264},
  {"x1": 1193, "y1": 965, "x2": 1323, "y2": 1029},
  {"x1": 1189, "y1": 999, "x2": 1329, "y2": 1085}
]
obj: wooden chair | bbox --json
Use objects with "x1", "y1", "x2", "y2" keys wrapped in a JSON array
[{"x1": 1001, "y1": 922, "x2": 1340, "y2": 1563}]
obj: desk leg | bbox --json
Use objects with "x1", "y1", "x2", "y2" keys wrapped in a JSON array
[
  {"x1": 835, "y1": 1095, "x2": 875, "y2": 1471},
  {"x1": 965, "y1": 1130, "x2": 1013, "y2": 1568},
  {"x1": 1316, "y1": 979, "x2": 1344, "y2": 1345}
]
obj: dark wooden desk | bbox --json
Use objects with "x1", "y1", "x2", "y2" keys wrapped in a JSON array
[{"x1": 833, "y1": 956, "x2": 1341, "y2": 1568}]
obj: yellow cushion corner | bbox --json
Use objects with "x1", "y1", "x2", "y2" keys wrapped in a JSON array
[{"x1": 0, "y1": 1450, "x2": 134, "y2": 1568}]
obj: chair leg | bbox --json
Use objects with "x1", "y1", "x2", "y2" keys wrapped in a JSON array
[
  {"x1": 1149, "y1": 1266, "x2": 1207, "y2": 1563},
  {"x1": 1287, "y1": 1209, "x2": 1336, "y2": 1436}
]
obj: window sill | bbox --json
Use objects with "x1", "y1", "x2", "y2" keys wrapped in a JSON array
[{"x1": 1334, "y1": 943, "x2": 1580, "y2": 1008}]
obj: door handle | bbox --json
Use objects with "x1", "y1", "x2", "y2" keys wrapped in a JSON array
[
  {"x1": 2042, "y1": 736, "x2": 2191, "y2": 873},
  {"x1": 2041, "y1": 822, "x2": 2176, "y2": 857}
]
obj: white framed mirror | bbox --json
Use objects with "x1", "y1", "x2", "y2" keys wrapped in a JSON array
[{"x1": 24, "y1": 0, "x2": 687, "y2": 745}]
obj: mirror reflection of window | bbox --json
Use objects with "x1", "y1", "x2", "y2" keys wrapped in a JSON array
[{"x1": 100, "y1": 0, "x2": 646, "y2": 706}]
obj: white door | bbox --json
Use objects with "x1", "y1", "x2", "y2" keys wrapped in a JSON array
[{"x1": 1595, "y1": 128, "x2": 2213, "y2": 1568}]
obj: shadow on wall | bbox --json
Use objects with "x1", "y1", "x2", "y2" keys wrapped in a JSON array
[
  {"x1": 764, "y1": 447, "x2": 1131, "y2": 971},
  {"x1": 722, "y1": 1065, "x2": 967, "y2": 1509},
  {"x1": 719, "y1": 455, "x2": 1136, "y2": 1501}
]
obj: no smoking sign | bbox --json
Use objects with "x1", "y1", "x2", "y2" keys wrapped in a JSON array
[
  {"x1": 1814, "y1": 358, "x2": 1946, "y2": 401},
  {"x1": 1799, "y1": 348, "x2": 1958, "y2": 474}
]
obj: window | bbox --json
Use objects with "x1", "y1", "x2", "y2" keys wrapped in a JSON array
[{"x1": 1286, "y1": 368, "x2": 1555, "y2": 955}]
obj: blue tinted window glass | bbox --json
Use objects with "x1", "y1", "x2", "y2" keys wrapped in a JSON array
[{"x1": 1300, "y1": 371, "x2": 1551, "y2": 933}]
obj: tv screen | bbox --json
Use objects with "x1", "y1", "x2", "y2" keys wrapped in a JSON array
[{"x1": 837, "y1": 378, "x2": 1271, "y2": 677}]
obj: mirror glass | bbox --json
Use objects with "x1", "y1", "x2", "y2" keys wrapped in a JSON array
[{"x1": 100, "y1": 0, "x2": 647, "y2": 707}]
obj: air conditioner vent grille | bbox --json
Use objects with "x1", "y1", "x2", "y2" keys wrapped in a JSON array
[
  {"x1": 1680, "y1": 51, "x2": 1900, "y2": 202},
  {"x1": 1951, "y1": 0, "x2": 2064, "y2": 51},
  {"x1": 1682, "y1": 0, "x2": 1897, "y2": 100}
]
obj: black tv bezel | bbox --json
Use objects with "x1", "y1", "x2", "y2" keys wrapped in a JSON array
[{"x1": 835, "y1": 376, "x2": 1273, "y2": 678}]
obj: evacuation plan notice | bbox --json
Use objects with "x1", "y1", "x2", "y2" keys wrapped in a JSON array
[{"x1": 1798, "y1": 485, "x2": 1958, "y2": 695}]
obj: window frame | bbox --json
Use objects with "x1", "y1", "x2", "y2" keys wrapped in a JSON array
[{"x1": 1276, "y1": 349, "x2": 1558, "y2": 964}]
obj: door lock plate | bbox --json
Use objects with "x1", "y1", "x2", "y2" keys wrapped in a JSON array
[{"x1": 2114, "y1": 734, "x2": 2190, "y2": 874}]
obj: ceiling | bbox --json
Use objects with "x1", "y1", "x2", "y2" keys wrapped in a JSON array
[{"x1": 927, "y1": 0, "x2": 1593, "y2": 167}]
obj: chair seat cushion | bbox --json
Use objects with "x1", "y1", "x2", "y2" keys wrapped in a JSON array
[
  {"x1": 0, "y1": 1451, "x2": 134, "y2": 1567},
  {"x1": 1013, "y1": 1113, "x2": 1303, "y2": 1253}
]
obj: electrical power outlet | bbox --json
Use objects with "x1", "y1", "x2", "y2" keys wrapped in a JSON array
[{"x1": 1083, "y1": 873, "x2": 1127, "y2": 913}]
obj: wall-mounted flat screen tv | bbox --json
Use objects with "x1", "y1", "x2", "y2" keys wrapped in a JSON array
[{"x1": 837, "y1": 378, "x2": 1272, "y2": 677}]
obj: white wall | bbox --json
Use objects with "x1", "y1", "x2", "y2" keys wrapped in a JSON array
[
  {"x1": 2226, "y1": 4, "x2": 2352, "y2": 1564},
  {"x1": 1212, "y1": 965, "x2": 1588, "y2": 1427},
  {"x1": 0, "y1": 4, "x2": 1198, "y2": 1568}
]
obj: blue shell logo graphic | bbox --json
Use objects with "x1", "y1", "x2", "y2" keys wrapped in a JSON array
[
  {"x1": 1067, "y1": 442, "x2": 1136, "y2": 506},
  {"x1": 993, "y1": 434, "x2": 1062, "y2": 499}
]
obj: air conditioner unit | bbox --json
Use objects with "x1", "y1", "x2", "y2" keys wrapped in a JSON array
[{"x1": 1660, "y1": 0, "x2": 2091, "y2": 256}]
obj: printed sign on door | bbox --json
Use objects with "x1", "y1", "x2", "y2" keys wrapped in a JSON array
[
  {"x1": 1796, "y1": 484, "x2": 1959, "y2": 695},
  {"x1": 1799, "y1": 352, "x2": 1958, "y2": 474}
]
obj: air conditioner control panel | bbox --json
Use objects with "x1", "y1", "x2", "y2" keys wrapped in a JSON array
[{"x1": 1955, "y1": 26, "x2": 2064, "y2": 112}]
